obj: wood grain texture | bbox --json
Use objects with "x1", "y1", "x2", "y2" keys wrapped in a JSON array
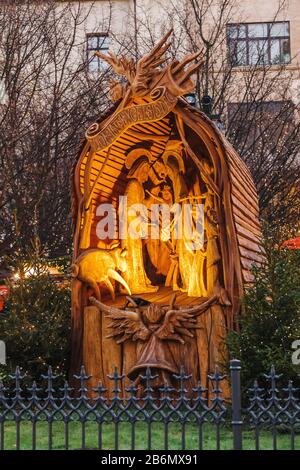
[
  {"x1": 102, "y1": 312, "x2": 122, "y2": 394},
  {"x1": 83, "y1": 306, "x2": 104, "y2": 395}
]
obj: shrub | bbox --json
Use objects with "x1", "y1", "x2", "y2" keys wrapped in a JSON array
[
  {"x1": 226, "y1": 244, "x2": 300, "y2": 390},
  {"x1": 0, "y1": 259, "x2": 71, "y2": 385}
]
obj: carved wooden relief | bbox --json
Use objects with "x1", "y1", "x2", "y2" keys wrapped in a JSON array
[{"x1": 70, "y1": 29, "x2": 264, "y2": 397}]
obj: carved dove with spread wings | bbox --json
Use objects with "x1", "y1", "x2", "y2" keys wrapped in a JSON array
[
  {"x1": 90, "y1": 294, "x2": 217, "y2": 345},
  {"x1": 90, "y1": 294, "x2": 217, "y2": 382}
]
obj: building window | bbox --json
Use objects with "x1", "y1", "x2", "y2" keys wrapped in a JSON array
[
  {"x1": 227, "y1": 22, "x2": 291, "y2": 67},
  {"x1": 87, "y1": 34, "x2": 109, "y2": 73}
]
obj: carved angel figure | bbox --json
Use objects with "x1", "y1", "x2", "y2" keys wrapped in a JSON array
[{"x1": 90, "y1": 295, "x2": 217, "y2": 389}]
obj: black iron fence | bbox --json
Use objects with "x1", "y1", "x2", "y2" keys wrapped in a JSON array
[{"x1": 0, "y1": 359, "x2": 299, "y2": 451}]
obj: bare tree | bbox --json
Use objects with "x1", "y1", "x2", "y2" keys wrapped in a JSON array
[
  {"x1": 0, "y1": 0, "x2": 114, "y2": 263},
  {"x1": 115, "y1": 0, "x2": 300, "y2": 238},
  {"x1": 182, "y1": 0, "x2": 299, "y2": 237}
]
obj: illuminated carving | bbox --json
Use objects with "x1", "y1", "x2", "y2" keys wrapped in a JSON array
[
  {"x1": 122, "y1": 149, "x2": 159, "y2": 294},
  {"x1": 70, "y1": 30, "x2": 263, "y2": 396},
  {"x1": 70, "y1": 245, "x2": 131, "y2": 300}
]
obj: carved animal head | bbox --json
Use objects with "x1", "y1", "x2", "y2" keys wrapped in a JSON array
[
  {"x1": 94, "y1": 29, "x2": 204, "y2": 99},
  {"x1": 70, "y1": 245, "x2": 128, "y2": 278},
  {"x1": 112, "y1": 246, "x2": 128, "y2": 273}
]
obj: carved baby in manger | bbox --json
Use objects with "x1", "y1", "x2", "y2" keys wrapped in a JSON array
[{"x1": 90, "y1": 294, "x2": 217, "y2": 393}]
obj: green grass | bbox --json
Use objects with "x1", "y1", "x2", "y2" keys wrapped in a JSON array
[{"x1": 1, "y1": 421, "x2": 299, "y2": 450}]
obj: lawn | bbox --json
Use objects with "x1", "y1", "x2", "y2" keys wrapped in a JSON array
[{"x1": 1, "y1": 421, "x2": 299, "y2": 451}]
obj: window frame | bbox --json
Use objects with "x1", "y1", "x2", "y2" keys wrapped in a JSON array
[
  {"x1": 86, "y1": 33, "x2": 110, "y2": 73},
  {"x1": 227, "y1": 21, "x2": 291, "y2": 67}
]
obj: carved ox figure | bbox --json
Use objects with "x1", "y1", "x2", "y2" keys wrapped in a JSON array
[{"x1": 70, "y1": 246, "x2": 131, "y2": 301}]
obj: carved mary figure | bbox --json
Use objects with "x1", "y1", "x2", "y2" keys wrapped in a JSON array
[{"x1": 122, "y1": 149, "x2": 158, "y2": 294}]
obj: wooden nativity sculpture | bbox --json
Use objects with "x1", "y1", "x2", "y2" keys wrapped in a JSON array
[{"x1": 70, "y1": 29, "x2": 264, "y2": 395}]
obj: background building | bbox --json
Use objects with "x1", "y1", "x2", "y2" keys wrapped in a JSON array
[{"x1": 65, "y1": 0, "x2": 300, "y2": 103}]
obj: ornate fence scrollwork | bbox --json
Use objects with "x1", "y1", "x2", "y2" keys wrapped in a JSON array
[{"x1": 1, "y1": 360, "x2": 300, "y2": 450}]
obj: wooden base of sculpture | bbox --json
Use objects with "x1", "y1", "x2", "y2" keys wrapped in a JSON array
[
  {"x1": 81, "y1": 287, "x2": 230, "y2": 399},
  {"x1": 83, "y1": 306, "x2": 104, "y2": 396}
]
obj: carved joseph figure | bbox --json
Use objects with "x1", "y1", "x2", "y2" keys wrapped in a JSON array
[{"x1": 122, "y1": 149, "x2": 158, "y2": 294}]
